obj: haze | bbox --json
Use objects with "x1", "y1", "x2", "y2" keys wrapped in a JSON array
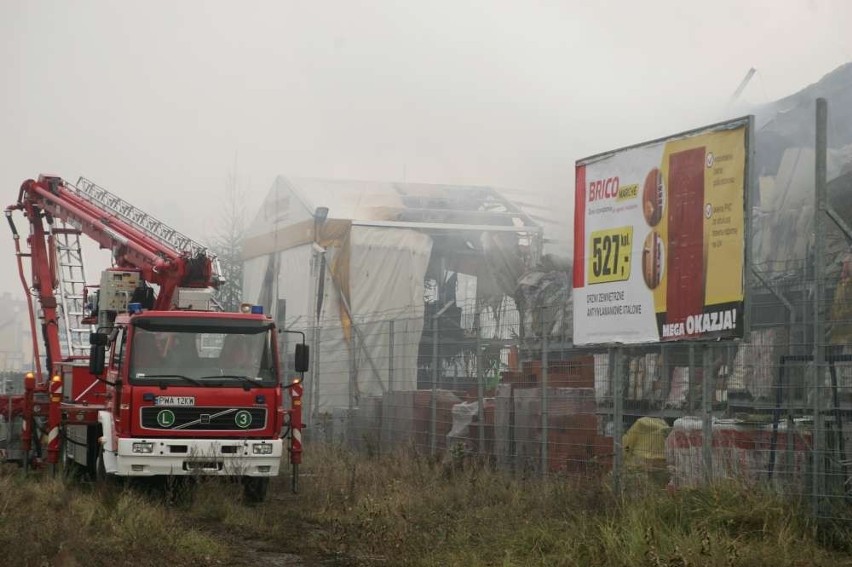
[{"x1": 1, "y1": 0, "x2": 850, "y2": 297}]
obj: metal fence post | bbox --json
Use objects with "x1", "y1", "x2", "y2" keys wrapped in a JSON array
[
  {"x1": 688, "y1": 343, "x2": 696, "y2": 414},
  {"x1": 476, "y1": 308, "x2": 485, "y2": 456},
  {"x1": 660, "y1": 343, "x2": 670, "y2": 406},
  {"x1": 540, "y1": 306, "x2": 549, "y2": 477},
  {"x1": 431, "y1": 315, "x2": 438, "y2": 456},
  {"x1": 349, "y1": 325, "x2": 356, "y2": 412},
  {"x1": 702, "y1": 343, "x2": 713, "y2": 485},
  {"x1": 313, "y1": 325, "x2": 321, "y2": 425},
  {"x1": 612, "y1": 347, "x2": 623, "y2": 494},
  {"x1": 348, "y1": 324, "x2": 357, "y2": 449},
  {"x1": 388, "y1": 320, "x2": 395, "y2": 393},
  {"x1": 281, "y1": 328, "x2": 289, "y2": 385},
  {"x1": 812, "y1": 96, "x2": 828, "y2": 515},
  {"x1": 6, "y1": 381, "x2": 11, "y2": 448}
]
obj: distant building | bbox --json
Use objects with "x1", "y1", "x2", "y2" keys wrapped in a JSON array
[
  {"x1": 242, "y1": 177, "x2": 542, "y2": 418},
  {"x1": 0, "y1": 293, "x2": 33, "y2": 373}
]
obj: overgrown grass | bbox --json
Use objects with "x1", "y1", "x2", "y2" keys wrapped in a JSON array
[
  {"x1": 4, "y1": 448, "x2": 852, "y2": 566},
  {"x1": 186, "y1": 445, "x2": 852, "y2": 566},
  {"x1": 0, "y1": 465, "x2": 227, "y2": 566}
]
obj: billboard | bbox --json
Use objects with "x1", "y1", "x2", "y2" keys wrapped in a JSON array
[{"x1": 573, "y1": 117, "x2": 751, "y2": 345}]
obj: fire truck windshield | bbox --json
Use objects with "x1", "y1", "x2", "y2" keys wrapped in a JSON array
[{"x1": 128, "y1": 317, "x2": 277, "y2": 387}]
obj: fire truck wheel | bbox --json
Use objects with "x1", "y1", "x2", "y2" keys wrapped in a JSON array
[{"x1": 242, "y1": 477, "x2": 269, "y2": 504}]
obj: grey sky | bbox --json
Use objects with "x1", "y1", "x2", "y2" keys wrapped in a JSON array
[{"x1": 1, "y1": 0, "x2": 850, "y2": 298}]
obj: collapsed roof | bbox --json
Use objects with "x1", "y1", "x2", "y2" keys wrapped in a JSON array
[
  {"x1": 243, "y1": 176, "x2": 543, "y2": 295},
  {"x1": 748, "y1": 63, "x2": 852, "y2": 287},
  {"x1": 753, "y1": 62, "x2": 852, "y2": 177},
  {"x1": 241, "y1": 176, "x2": 544, "y2": 410}
]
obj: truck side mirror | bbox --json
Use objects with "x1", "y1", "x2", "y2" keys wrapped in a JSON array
[
  {"x1": 294, "y1": 343, "x2": 309, "y2": 373},
  {"x1": 89, "y1": 332, "x2": 109, "y2": 375}
]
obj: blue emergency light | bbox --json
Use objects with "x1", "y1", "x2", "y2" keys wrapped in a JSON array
[
  {"x1": 250, "y1": 305, "x2": 264, "y2": 315},
  {"x1": 128, "y1": 302, "x2": 143, "y2": 314}
]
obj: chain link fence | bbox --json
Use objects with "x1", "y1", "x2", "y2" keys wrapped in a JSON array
[{"x1": 286, "y1": 269, "x2": 852, "y2": 522}]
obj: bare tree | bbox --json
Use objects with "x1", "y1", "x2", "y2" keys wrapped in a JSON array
[{"x1": 210, "y1": 167, "x2": 248, "y2": 312}]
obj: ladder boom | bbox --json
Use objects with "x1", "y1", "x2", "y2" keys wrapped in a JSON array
[
  {"x1": 15, "y1": 176, "x2": 220, "y2": 291},
  {"x1": 73, "y1": 177, "x2": 211, "y2": 260}
]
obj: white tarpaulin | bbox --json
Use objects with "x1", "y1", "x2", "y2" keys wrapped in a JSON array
[
  {"x1": 246, "y1": 226, "x2": 432, "y2": 416},
  {"x1": 341, "y1": 226, "x2": 432, "y2": 407}
]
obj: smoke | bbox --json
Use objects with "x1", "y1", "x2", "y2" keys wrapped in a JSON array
[{"x1": 0, "y1": 1, "x2": 850, "y2": 295}]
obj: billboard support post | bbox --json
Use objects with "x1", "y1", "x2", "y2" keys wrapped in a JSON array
[
  {"x1": 702, "y1": 343, "x2": 713, "y2": 484},
  {"x1": 688, "y1": 344, "x2": 696, "y2": 412},
  {"x1": 612, "y1": 347, "x2": 624, "y2": 495}
]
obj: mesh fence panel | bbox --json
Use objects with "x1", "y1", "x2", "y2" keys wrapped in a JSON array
[{"x1": 287, "y1": 279, "x2": 852, "y2": 522}]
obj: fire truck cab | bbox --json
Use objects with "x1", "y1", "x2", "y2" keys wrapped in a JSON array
[{"x1": 4, "y1": 175, "x2": 307, "y2": 503}]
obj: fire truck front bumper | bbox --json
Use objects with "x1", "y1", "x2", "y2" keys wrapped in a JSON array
[{"x1": 114, "y1": 438, "x2": 283, "y2": 477}]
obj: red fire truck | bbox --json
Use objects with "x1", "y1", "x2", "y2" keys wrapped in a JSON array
[{"x1": 1, "y1": 175, "x2": 306, "y2": 502}]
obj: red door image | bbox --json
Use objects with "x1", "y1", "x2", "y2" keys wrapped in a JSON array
[{"x1": 666, "y1": 147, "x2": 705, "y2": 332}]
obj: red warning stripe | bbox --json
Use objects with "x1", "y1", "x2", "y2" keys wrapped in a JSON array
[{"x1": 573, "y1": 165, "x2": 587, "y2": 288}]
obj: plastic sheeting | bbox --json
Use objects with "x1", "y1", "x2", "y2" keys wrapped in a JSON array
[
  {"x1": 665, "y1": 416, "x2": 812, "y2": 488},
  {"x1": 243, "y1": 244, "x2": 315, "y2": 325},
  {"x1": 516, "y1": 269, "x2": 572, "y2": 339},
  {"x1": 623, "y1": 417, "x2": 669, "y2": 473},
  {"x1": 728, "y1": 328, "x2": 788, "y2": 400},
  {"x1": 665, "y1": 367, "x2": 692, "y2": 409},
  {"x1": 753, "y1": 147, "x2": 851, "y2": 277},
  {"x1": 446, "y1": 401, "x2": 480, "y2": 453},
  {"x1": 345, "y1": 226, "x2": 433, "y2": 404},
  {"x1": 242, "y1": 255, "x2": 269, "y2": 313},
  {"x1": 245, "y1": 227, "x2": 432, "y2": 416}
]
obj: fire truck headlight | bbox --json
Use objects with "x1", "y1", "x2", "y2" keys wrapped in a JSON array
[
  {"x1": 132, "y1": 442, "x2": 154, "y2": 454},
  {"x1": 252, "y1": 443, "x2": 273, "y2": 455}
]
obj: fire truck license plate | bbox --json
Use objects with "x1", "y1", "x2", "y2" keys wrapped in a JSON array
[{"x1": 154, "y1": 396, "x2": 195, "y2": 406}]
